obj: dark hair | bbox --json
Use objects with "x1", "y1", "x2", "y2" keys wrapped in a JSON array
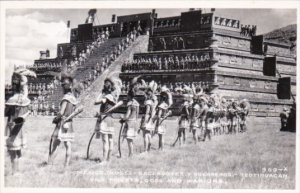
[
  {"x1": 61, "y1": 78, "x2": 73, "y2": 94},
  {"x1": 11, "y1": 73, "x2": 21, "y2": 93},
  {"x1": 102, "y1": 80, "x2": 115, "y2": 94},
  {"x1": 128, "y1": 88, "x2": 136, "y2": 98},
  {"x1": 146, "y1": 88, "x2": 153, "y2": 94}
]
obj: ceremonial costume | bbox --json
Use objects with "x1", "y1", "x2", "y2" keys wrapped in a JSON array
[
  {"x1": 175, "y1": 95, "x2": 189, "y2": 146},
  {"x1": 227, "y1": 100, "x2": 240, "y2": 133},
  {"x1": 280, "y1": 108, "x2": 289, "y2": 131},
  {"x1": 5, "y1": 94, "x2": 30, "y2": 152},
  {"x1": 156, "y1": 101, "x2": 169, "y2": 135},
  {"x1": 123, "y1": 99, "x2": 140, "y2": 139},
  {"x1": 155, "y1": 86, "x2": 172, "y2": 135},
  {"x1": 199, "y1": 104, "x2": 209, "y2": 129},
  {"x1": 85, "y1": 73, "x2": 122, "y2": 161},
  {"x1": 178, "y1": 100, "x2": 190, "y2": 132},
  {"x1": 207, "y1": 120, "x2": 215, "y2": 135},
  {"x1": 96, "y1": 103, "x2": 115, "y2": 136},
  {"x1": 141, "y1": 95, "x2": 158, "y2": 132},
  {"x1": 206, "y1": 106, "x2": 215, "y2": 133},
  {"x1": 48, "y1": 65, "x2": 83, "y2": 167},
  {"x1": 220, "y1": 99, "x2": 229, "y2": 132},
  {"x1": 118, "y1": 76, "x2": 142, "y2": 157},
  {"x1": 196, "y1": 94, "x2": 209, "y2": 140},
  {"x1": 94, "y1": 76, "x2": 122, "y2": 137},
  {"x1": 52, "y1": 93, "x2": 78, "y2": 142},
  {"x1": 141, "y1": 81, "x2": 158, "y2": 132},
  {"x1": 228, "y1": 104, "x2": 239, "y2": 126},
  {"x1": 139, "y1": 80, "x2": 158, "y2": 152},
  {"x1": 5, "y1": 69, "x2": 36, "y2": 154},
  {"x1": 239, "y1": 99, "x2": 250, "y2": 132},
  {"x1": 179, "y1": 86, "x2": 193, "y2": 132},
  {"x1": 5, "y1": 68, "x2": 36, "y2": 174},
  {"x1": 190, "y1": 102, "x2": 201, "y2": 131}
]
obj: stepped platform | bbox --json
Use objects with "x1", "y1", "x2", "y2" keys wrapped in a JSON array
[
  {"x1": 6, "y1": 9, "x2": 296, "y2": 120},
  {"x1": 78, "y1": 35, "x2": 149, "y2": 117},
  {"x1": 26, "y1": 36, "x2": 130, "y2": 109},
  {"x1": 117, "y1": 10, "x2": 296, "y2": 118}
]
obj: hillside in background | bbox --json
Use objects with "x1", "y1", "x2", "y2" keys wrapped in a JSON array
[{"x1": 264, "y1": 24, "x2": 296, "y2": 49}]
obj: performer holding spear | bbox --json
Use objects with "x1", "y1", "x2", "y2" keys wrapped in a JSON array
[
  {"x1": 190, "y1": 94, "x2": 201, "y2": 144},
  {"x1": 48, "y1": 66, "x2": 83, "y2": 168},
  {"x1": 5, "y1": 68, "x2": 36, "y2": 175},
  {"x1": 172, "y1": 85, "x2": 192, "y2": 147},
  {"x1": 119, "y1": 77, "x2": 140, "y2": 157},
  {"x1": 139, "y1": 80, "x2": 158, "y2": 152},
  {"x1": 227, "y1": 99, "x2": 240, "y2": 134},
  {"x1": 198, "y1": 95, "x2": 209, "y2": 141},
  {"x1": 92, "y1": 74, "x2": 122, "y2": 163},
  {"x1": 154, "y1": 86, "x2": 173, "y2": 150},
  {"x1": 238, "y1": 99, "x2": 250, "y2": 133},
  {"x1": 177, "y1": 93, "x2": 190, "y2": 146}
]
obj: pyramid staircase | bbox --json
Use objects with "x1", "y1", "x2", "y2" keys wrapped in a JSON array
[
  {"x1": 45, "y1": 37, "x2": 125, "y2": 108},
  {"x1": 78, "y1": 35, "x2": 149, "y2": 117}
]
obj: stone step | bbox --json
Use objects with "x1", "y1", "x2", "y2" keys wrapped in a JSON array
[
  {"x1": 78, "y1": 35, "x2": 149, "y2": 117},
  {"x1": 43, "y1": 37, "x2": 127, "y2": 107}
]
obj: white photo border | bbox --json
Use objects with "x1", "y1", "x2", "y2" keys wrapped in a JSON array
[{"x1": 0, "y1": 1, "x2": 299, "y2": 193}]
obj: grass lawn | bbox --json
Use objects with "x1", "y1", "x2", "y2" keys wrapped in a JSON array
[{"x1": 4, "y1": 116, "x2": 296, "y2": 189}]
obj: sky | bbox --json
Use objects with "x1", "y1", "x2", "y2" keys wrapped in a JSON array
[{"x1": 5, "y1": 8, "x2": 297, "y2": 83}]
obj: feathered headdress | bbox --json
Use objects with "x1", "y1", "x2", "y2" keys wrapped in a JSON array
[
  {"x1": 128, "y1": 75, "x2": 143, "y2": 97},
  {"x1": 7, "y1": 68, "x2": 36, "y2": 106},
  {"x1": 174, "y1": 87, "x2": 183, "y2": 93},
  {"x1": 139, "y1": 79, "x2": 147, "y2": 89},
  {"x1": 129, "y1": 75, "x2": 142, "y2": 88},
  {"x1": 103, "y1": 71, "x2": 122, "y2": 104},
  {"x1": 200, "y1": 96, "x2": 208, "y2": 103},
  {"x1": 182, "y1": 85, "x2": 192, "y2": 94},
  {"x1": 182, "y1": 93, "x2": 191, "y2": 101},
  {"x1": 147, "y1": 80, "x2": 158, "y2": 93},
  {"x1": 239, "y1": 99, "x2": 250, "y2": 109},
  {"x1": 160, "y1": 85, "x2": 170, "y2": 94},
  {"x1": 181, "y1": 85, "x2": 193, "y2": 101},
  {"x1": 198, "y1": 93, "x2": 210, "y2": 104},
  {"x1": 60, "y1": 63, "x2": 76, "y2": 82},
  {"x1": 191, "y1": 84, "x2": 204, "y2": 101},
  {"x1": 160, "y1": 85, "x2": 173, "y2": 107},
  {"x1": 230, "y1": 99, "x2": 238, "y2": 107},
  {"x1": 14, "y1": 68, "x2": 37, "y2": 79},
  {"x1": 12, "y1": 68, "x2": 37, "y2": 91},
  {"x1": 210, "y1": 94, "x2": 222, "y2": 108}
]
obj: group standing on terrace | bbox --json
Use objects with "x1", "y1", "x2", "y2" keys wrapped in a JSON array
[{"x1": 121, "y1": 53, "x2": 213, "y2": 72}]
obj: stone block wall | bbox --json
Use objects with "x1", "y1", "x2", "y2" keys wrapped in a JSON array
[{"x1": 118, "y1": 26, "x2": 296, "y2": 118}]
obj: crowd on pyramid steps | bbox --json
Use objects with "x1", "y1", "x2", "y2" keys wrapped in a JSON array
[
  {"x1": 121, "y1": 53, "x2": 214, "y2": 72},
  {"x1": 66, "y1": 30, "x2": 139, "y2": 97},
  {"x1": 10, "y1": 30, "x2": 141, "y2": 118},
  {"x1": 28, "y1": 32, "x2": 110, "y2": 71},
  {"x1": 27, "y1": 28, "x2": 139, "y2": 72}
]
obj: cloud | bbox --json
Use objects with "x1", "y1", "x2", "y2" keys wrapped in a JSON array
[{"x1": 5, "y1": 11, "x2": 69, "y2": 83}]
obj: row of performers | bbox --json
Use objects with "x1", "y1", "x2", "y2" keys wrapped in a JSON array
[
  {"x1": 5, "y1": 68, "x2": 249, "y2": 174},
  {"x1": 121, "y1": 54, "x2": 212, "y2": 72}
]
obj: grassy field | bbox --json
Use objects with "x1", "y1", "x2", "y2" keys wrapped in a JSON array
[{"x1": 4, "y1": 116, "x2": 296, "y2": 189}]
